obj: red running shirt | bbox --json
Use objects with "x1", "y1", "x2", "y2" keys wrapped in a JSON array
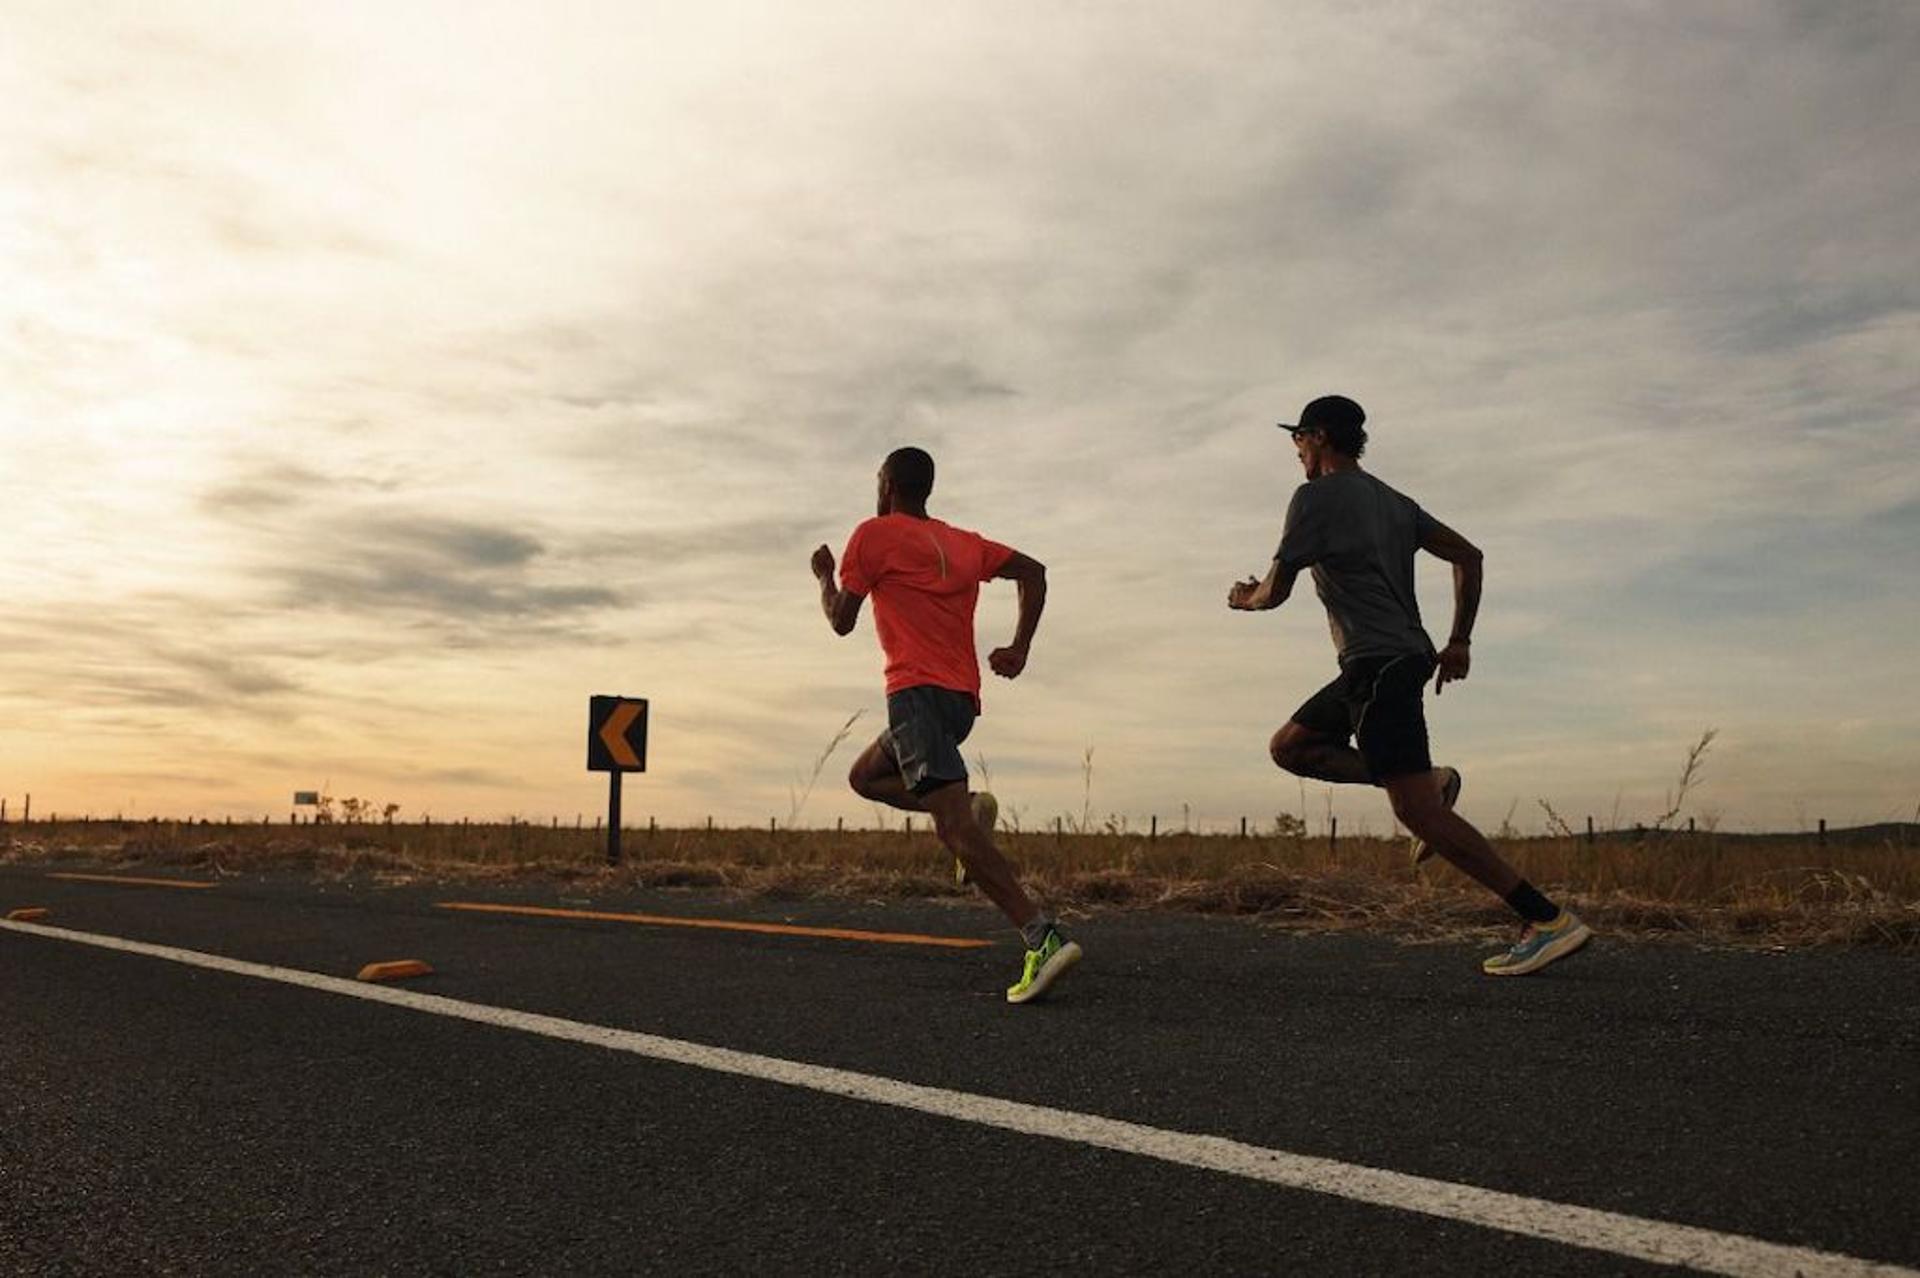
[{"x1": 839, "y1": 514, "x2": 1015, "y2": 702}]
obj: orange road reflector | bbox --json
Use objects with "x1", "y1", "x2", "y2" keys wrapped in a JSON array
[
  {"x1": 6, "y1": 907, "x2": 50, "y2": 922},
  {"x1": 49, "y1": 873, "x2": 218, "y2": 890},
  {"x1": 355, "y1": 959, "x2": 433, "y2": 983},
  {"x1": 435, "y1": 901, "x2": 993, "y2": 949}
]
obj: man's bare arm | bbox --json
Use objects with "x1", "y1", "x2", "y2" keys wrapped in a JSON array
[
  {"x1": 1418, "y1": 518, "x2": 1482, "y2": 693},
  {"x1": 988, "y1": 551, "x2": 1046, "y2": 678},
  {"x1": 1228, "y1": 557, "x2": 1297, "y2": 612},
  {"x1": 810, "y1": 544, "x2": 864, "y2": 636}
]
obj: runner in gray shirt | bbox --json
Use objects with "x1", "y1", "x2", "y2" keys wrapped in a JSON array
[
  {"x1": 1276, "y1": 466, "x2": 1438, "y2": 664},
  {"x1": 1229, "y1": 395, "x2": 1591, "y2": 976}
]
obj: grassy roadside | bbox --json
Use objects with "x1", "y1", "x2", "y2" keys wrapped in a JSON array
[{"x1": 3, "y1": 820, "x2": 1916, "y2": 949}]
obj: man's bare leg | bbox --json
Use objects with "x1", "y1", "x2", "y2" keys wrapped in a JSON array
[
  {"x1": 1269, "y1": 721, "x2": 1373, "y2": 785},
  {"x1": 847, "y1": 736, "x2": 929, "y2": 813},
  {"x1": 848, "y1": 734, "x2": 1075, "y2": 996},
  {"x1": 1390, "y1": 770, "x2": 1593, "y2": 973},
  {"x1": 1384, "y1": 772, "x2": 1522, "y2": 898},
  {"x1": 1272, "y1": 725, "x2": 1485, "y2": 875},
  {"x1": 919, "y1": 781, "x2": 1040, "y2": 929},
  {"x1": 851, "y1": 734, "x2": 999, "y2": 884},
  {"x1": 920, "y1": 780, "x2": 1080, "y2": 1001}
]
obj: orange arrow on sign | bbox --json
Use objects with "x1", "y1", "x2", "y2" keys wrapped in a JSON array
[{"x1": 598, "y1": 702, "x2": 644, "y2": 769}]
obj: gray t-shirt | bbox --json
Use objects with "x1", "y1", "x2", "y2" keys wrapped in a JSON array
[{"x1": 1275, "y1": 469, "x2": 1438, "y2": 663}]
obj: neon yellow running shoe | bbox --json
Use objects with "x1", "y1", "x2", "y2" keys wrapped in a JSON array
[
  {"x1": 957, "y1": 791, "x2": 998, "y2": 886},
  {"x1": 1006, "y1": 928, "x2": 1081, "y2": 1004}
]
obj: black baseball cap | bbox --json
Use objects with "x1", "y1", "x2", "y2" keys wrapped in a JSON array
[{"x1": 1277, "y1": 394, "x2": 1365, "y2": 437}]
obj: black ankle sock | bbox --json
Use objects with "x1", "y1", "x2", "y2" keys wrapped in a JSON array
[{"x1": 1503, "y1": 881, "x2": 1561, "y2": 925}]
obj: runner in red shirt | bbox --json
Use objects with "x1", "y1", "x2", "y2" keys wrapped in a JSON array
[{"x1": 811, "y1": 446, "x2": 1081, "y2": 1004}]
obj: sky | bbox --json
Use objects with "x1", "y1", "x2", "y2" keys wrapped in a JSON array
[{"x1": 2, "y1": 0, "x2": 1916, "y2": 834}]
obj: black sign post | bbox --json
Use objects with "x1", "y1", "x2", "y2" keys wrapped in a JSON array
[
  {"x1": 587, "y1": 696, "x2": 649, "y2": 866},
  {"x1": 606, "y1": 770, "x2": 622, "y2": 868}
]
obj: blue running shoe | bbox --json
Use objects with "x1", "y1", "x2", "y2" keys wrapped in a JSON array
[{"x1": 1482, "y1": 911, "x2": 1592, "y2": 976}]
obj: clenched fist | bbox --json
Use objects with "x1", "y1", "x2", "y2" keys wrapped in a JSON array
[{"x1": 988, "y1": 646, "x2": 1028, "y2": 679}]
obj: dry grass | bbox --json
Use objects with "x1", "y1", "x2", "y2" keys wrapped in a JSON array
[{"x1": 4, "y1": 817, "x2": 1916, "y2": 950}]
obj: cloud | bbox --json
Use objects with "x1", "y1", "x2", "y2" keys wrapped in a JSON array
[
  {"x1": 281, "y1": 563, "x2": 618, "y2": 624},
  {"x1": 573, "y1": 516, "x2": 833, "y2": 570},
  {"x1": 373, "y1": 520, "x2": 542, "y2": 570},
  {"x1": 0, "y1": 612, "x2": 302, "y2": 716},
  {"x1": 197, "y1": 462, "x2": 402, "y2": 515},
  {"x1": 268, "y1": 515, "x2": 621, "y2": 634},
  {"x1": 407, "y1": 767, "x2": 525, "y2": 790}
]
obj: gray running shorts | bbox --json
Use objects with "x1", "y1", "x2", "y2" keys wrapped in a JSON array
[{"x1": 886, "y1": 685, "x2": 977, "y2": 795}]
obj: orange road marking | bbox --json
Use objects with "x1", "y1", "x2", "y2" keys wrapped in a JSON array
[
  {"x1": 435, "y1": 901, "x2": 993, "y2": 949},
  {"x1": 6, "y1": 907, "x2": 49, "y2": 922},
  {"x1": 49, "y1": 873, "x2": 218, "y2": 890},
  {"x1": 356, "y1": 959, "x2": 433, "y2": 983}
]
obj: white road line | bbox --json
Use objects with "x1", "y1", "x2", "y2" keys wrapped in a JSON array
[{"x1": 5, "y1": 917, "x2": 1912, "y2": 1278}]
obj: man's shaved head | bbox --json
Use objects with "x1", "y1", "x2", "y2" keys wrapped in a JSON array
[{"x1": 883, "y1": 447, "x2": 935, "y2": 504}]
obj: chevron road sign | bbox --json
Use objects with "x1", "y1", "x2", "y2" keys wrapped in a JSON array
[
  {"x1": 588, "y1": 696, "x2": 649, "y2": 867},
  {"x1": 588, "y1": 696, "x2": 648, "y2": 773}
]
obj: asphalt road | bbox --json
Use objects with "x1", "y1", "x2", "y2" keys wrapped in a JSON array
[{"x1": 2, "y1": 861, "x2": 1915, "y2": 1275}]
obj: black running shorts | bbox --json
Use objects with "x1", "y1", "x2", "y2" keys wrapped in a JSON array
[
  {"x1": 1290, "y1": 652, "x2": 1437, "y2": 782},
  {"x1": 886, "y1": 684, "x2": 977, "y2": 795}
]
